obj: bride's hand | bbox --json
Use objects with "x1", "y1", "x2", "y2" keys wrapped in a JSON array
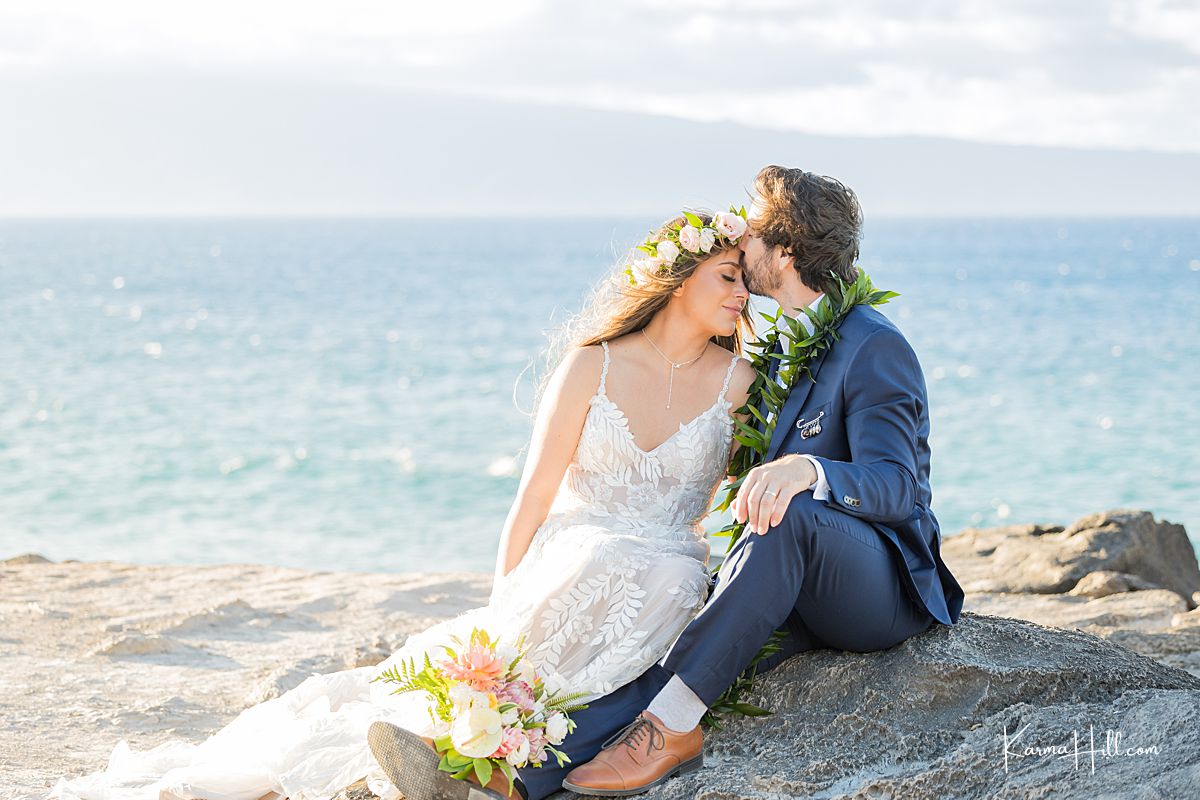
[{"x1": 731, "y1": 454, "x2": 816, "y2": 536}]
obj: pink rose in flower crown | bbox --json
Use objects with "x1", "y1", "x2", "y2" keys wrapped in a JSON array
[
  {"x1": 497, "y1": 680, "x2": 536, "y2": 712},
  {"x1": 441, "y1": 643, "x2": 506, "y2": 692},
  {"x1": 678, "y1": 224, "x2": 702, "y2": 253},
  {"x1": 714, "y1": 211, "x2": 748, "y2": 240}
]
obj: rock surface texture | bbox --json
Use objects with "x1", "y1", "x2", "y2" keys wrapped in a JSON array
[{"x1": 9, "y1": 509, "x2": 1200, "y2": 799}]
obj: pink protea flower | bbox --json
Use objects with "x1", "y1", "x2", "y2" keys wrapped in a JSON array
[
  {"x1": 441, "y1": 644, "x2": 506, "y2": 692},
  {"x1": 526, "y1": 726, "x2": 549, "y2": 764},
  {"x1": 497, "y1": 680, "x2": 536, "y2": 712},
  {"x1": 490, "y1": 725, "x2": 528, "y2": 759}
]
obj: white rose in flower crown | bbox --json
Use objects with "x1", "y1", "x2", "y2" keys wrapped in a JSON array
[
  {"x1": 656, "y1": 240, "x2": 681, "y2": 264},
  {"x1": 545, "y1": 712, "x2": 570, "y2": 745},
  {"x1": 631, "y1": 257, "x2": 663, "y2": 284},
  {"x1": 714, "y1": 212, "x2": 747, "y2": 240},
  {"x1": 678, "y1": 225, "x2": 701, "y2": 253},
  {"x1": 450, "y1": 702, "x2": 503, "y2": 758},
  {"x1": 699, "y1": 227, "x2": 716, "y2": 253}
]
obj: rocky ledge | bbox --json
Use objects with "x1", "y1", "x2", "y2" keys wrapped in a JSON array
[
  {"x1": 560, "y1": 509, "x2": 1200, "y2": 799},
  {"x1": 11, "y1": 509, "x2": 1200, "y2": 799},
  {"x1": 331, "y1": 510, "x2": 1200, "y2": 800}
]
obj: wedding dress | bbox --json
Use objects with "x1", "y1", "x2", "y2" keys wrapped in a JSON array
[{"x1": 51, "y1": 341, "x2": 741, "y2": 800}]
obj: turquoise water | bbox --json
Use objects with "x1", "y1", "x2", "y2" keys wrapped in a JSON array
[{"x1": 2, "y1": 217, "x2": 1197, "y2": 573}]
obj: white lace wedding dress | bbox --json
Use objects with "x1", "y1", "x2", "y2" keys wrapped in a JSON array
[{"x1": 51, "y1": 341, "x2": 741, "y2": 800}]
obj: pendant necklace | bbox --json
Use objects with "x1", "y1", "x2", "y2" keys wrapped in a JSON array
[{"x1": 641, "y1": 329, "x2": 707, "y2": 409}]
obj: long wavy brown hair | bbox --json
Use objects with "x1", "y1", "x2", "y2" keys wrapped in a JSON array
[{"x1": 516, "y1": 211, "x2": 756, "y2": 421}]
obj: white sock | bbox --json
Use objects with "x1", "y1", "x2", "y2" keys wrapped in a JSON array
[{"x1": 646, "y1": 675, "x2": 708, "y2": 733}]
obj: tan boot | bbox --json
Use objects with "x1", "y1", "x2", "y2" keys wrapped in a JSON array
[
  {"x1": 367, "y1": 722, "x2": 522, "y2": 800},
  {"x1": 561, "y1": 711, "x2": 703, "y2": 796}
]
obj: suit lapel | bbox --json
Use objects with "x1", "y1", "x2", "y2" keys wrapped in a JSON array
[{"x1": 765, "y1": 346, "x2": 830, "y2": 462}]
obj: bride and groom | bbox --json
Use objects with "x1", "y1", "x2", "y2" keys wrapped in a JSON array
[{"x1": 51, "y1": 165, "x2": 964, "y2": 800}]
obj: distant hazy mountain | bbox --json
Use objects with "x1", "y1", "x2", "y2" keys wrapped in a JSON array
[{"x1": 2, "y1": 69, "x2": 1197, "y2": 217}]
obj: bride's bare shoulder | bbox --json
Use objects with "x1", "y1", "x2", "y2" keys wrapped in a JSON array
[
  {"x1": 550, "y1": 343, "x2": 606, "y2": 400},
  {"x1": 725, "y1": 353, "x2": 757, "y2": 410}
]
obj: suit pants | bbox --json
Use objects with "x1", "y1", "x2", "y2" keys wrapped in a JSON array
[{"x1": 517, "y1": 493, "x2": 934, "y2": 800}]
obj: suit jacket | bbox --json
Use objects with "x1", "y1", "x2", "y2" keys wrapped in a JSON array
[{"x1": 760, "y1": 305, "x2": 964, "y2": 625}]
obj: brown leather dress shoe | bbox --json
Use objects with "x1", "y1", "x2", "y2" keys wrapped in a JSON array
[
  {"x1": 367, "y1": 721, "x2": 523, "y2": 800},
  {"x1": 561, "y1": 711, "x2": 703, "y2": 797}
]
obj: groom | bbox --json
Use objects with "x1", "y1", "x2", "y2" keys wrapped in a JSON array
[{"x1": 372, "y1": 166, "x2": 964, "y2": 800}]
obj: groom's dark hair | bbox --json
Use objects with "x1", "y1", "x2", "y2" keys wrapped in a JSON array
[{"x1": 753, "y1": 166, "x2": 862, "y2": 295}]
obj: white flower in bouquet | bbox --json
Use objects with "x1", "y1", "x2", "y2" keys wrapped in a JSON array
[
  {"x1": 545, "y1": 712, "x2": 570, "y2": 746},
  {"x1": 514, "y1": 658, "x2": 537, "y2": 686},
  {"x1": 496, "y1": 643, "x2": 521, "y2": 666},
  {"x1": 372, "y1": 628, "x2": 592, "y2": 788},
  {"x1": 448, "y1": 682, "x2": 474, "y2": 709},
  {"x1": 698, "y1": 227, "x2": 716, "y2": 253},
  {"x1": 450, "y1": 700, "x2": 503, "y2": 758},
  {"x1": 504, "y1": 730, "x2": 531, "y2": 767}
]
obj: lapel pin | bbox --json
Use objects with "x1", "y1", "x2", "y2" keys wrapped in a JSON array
[{"x1": 797, "y1": 410, "x2": 824, "y2": 439}]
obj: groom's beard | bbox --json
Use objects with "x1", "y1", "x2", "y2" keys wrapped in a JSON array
[{"x1": 743, "y1": 250, "x2": 782, "y2": 297}]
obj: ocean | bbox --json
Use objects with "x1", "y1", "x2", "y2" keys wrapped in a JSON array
[{"x1": 2, "y1": 217, "x2": 1197, "y2": 573}]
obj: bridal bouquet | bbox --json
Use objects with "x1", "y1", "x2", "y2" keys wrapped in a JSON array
[{"x1": 372, "y1": 628, "x2": 588, "y2": 793}]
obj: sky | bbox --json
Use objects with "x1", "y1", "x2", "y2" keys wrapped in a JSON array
[
  {"x1": 2, "y1": 0, "x2": 1198, "y2": 152},
  {"x1": 1, "y1": 1, "x2": 1198, "y2": 216}
]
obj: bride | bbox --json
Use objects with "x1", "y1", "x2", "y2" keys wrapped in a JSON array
[{"x1": 51, "y1": 210, "x2": 757, "y2": 800}]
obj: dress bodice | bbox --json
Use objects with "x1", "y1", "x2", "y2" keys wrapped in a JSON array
[{"x1": 548, "y1": 340, "x2": 740, "y2": 541}]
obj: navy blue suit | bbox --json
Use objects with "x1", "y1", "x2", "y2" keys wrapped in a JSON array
[
  {"x1": 761, "y1": 304, "x2": 963, "y2": 629},
  {"x1": 518, "y1": 306, "x2": 964, "y2": 800}
]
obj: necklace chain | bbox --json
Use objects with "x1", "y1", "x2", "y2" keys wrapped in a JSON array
[{"x1": 641, "y1": 329, "x2": 707, "y2": 409}]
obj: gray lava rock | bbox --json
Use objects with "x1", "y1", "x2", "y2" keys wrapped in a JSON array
[
  {"x1": 941, "y1": 510, "x2": 1200, "y2": 605},
  {"x1": 613, "y1": 613, "x2": 1200, "y2": 800},
  {"x1": 1068, "y1": 570, "x2": 1162, "y2": 598}
]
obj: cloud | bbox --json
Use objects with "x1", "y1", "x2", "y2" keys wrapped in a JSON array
[{"x1": 0, "y1": 0, "x2": 1196, "y2": 152}]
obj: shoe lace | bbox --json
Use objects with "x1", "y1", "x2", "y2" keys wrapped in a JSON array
[{"x1": 600, "y1": 714, "x2": 666, "y2": 756}]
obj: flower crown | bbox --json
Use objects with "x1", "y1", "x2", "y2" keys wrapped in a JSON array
[{"x1": 624, "y1": 206, "x2": 749, "y2": 287}]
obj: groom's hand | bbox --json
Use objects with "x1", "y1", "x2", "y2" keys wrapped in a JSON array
[{"x1": 732, "y1": 454, "x2": 818, "y2": 535}]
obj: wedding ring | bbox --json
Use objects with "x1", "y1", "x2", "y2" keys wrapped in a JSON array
[{"x1": 763, "y1": 489, "x2": 777, "y2": 497}]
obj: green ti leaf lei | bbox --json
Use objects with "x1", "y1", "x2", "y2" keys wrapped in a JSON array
[{"x1": 700, "y1": 269, "x2": 899, "y2": 729}]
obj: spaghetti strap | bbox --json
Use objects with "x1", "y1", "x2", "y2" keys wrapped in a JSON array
[
  {"x1": 598, "y1": 341, "x2": 611, "y2": 396},
  {"x1": 718, "y1": 354, "x2": 738, "y2": 401}
]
